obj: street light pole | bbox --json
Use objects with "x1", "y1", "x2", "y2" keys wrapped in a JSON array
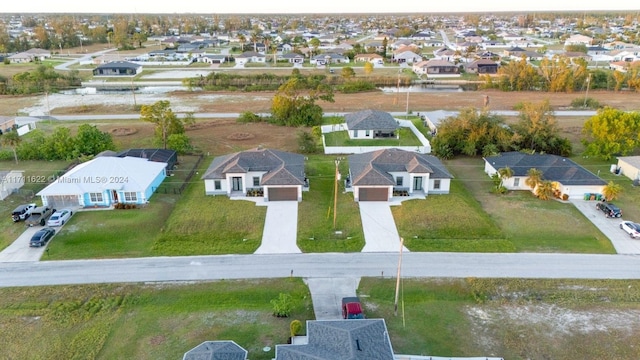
[
  {"x1": 583, "y1": 73, "x2": 591, "y2": 108},
  {"x1": 394, "y1": 237, "x2": 404, "y2": 316}
]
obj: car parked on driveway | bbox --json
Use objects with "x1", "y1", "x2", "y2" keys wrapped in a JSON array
[
  {"x1": 11, "y1": 203, "x2": 36, "y2": 222},
  {"x1": 596, "y1": 202, "x2": 622, "y2": 218},
  {"x1": 29, "y1": 227, "x2": 55, "y2": 247},
  {"x1": 619, "y1": 221, "x2": 640, "y2": 238},
  {"x1": 47, "y1": 209, "x2": 73, "y2": 227}
]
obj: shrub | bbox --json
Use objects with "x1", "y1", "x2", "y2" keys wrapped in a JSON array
[
  {"x1": 570, "y1": 97, "x2": 601, "y2": 109},
  {"x1": 270, "y1": 293, "x2": 292, "y2": 317},
  {"x1": 290, "y1": 319, "x2": 302, "y2": 337},
  {"x1": 237, "y1": 111, "x2": 263, "y2": 123}
]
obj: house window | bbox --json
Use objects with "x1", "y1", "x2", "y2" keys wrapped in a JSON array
[
  {"x1": 214, "y1": 180, "x2": 221, "y2": 190},
  {"x1": 396, "y1": 177, "x2": 403, "y2": 186},
  {"x1": 366, "y1": 130, "x2": 370, "y2": 137},
  {"x1": 124, "y1": 192, "x2": 137, "y2": 202},
  {"x1": 353, "y1": 130, "x2": 358, "y2": 138},
  {"x1": 253, "y1": 176, "x2": 260, "y2": 187},
  {"x1": 514, "y1": 178, "x2": 520, "y2": 186},
  {"x1": 89, "y1": 192, "x2": 103, "y2": 202},
  {"x1": 434, "y1": 180, "x2": 441, "y2": 189}
]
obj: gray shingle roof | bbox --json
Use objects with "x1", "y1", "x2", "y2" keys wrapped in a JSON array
[
  {"x1": 201, "y1": 148, "x2": 305, "y2": 186},
  {"x1": 348, "y1": 148, "x2": 452, "y2": 186},
  {"x1": 275, "y1": 319, "x2": 394, "y2": 360},
  {"x1": 484, "y1": 152, "x2": 606, "y2": 186},
  {"x1": 95, "y1": 61, "x2": 141, "y2": 70},
  {"x1": 345, "y1": 110, "x2": 398, "y2": 131},
  {"x1": 183, "y1": 340, "x2": 247, "y2": 360}
]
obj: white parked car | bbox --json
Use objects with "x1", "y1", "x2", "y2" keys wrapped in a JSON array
[
  {"x1": 619, "y1": 221, "x2": 640, "y2": 238},
  {"x1": 47, "y1": 209, "x2": 73, "y2": 227}
]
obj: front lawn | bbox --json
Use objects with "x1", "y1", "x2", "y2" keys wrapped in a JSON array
[
  {"x1": 297, "y1": 155, "x2": 364, "y2": 252},
  {"x1": 323, "y1": 128, "x2": 423, "y2": 147},
  {"x1": 0, "y1": 279, "x2": 313, "y2": 360}
]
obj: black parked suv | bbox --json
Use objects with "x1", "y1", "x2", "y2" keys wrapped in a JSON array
[{"x1": 596, "y1": 202, "x2": 622, "y2": 218}]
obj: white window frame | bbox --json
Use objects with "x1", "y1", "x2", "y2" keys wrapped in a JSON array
[
  {"x1": 124, "y1": 192, "x2": 137, "y2": 202},
  {"x1": 434, "y1": 179, "x2": 441, "y2": 189},
  {"x1": 89, "y1": 192, "x2": 103, "y2": 202},
  {"x1": 214, "y1": 180, "x2": 221, "y2": 190}
]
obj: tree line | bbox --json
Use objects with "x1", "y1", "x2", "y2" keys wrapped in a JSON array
[{"x1": 0, "y1": 65, "x2": 81, "y2": 95}]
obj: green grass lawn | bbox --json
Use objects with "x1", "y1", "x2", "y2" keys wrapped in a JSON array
[
  {"x1": 323, "y1": 128, "x2": 423, "y2": 147},
  {"x1": 0, "y1": 160, "x2": 71, "y2": 251},
  {"x1": 0, "y1": 279, "x2": 313, "y2": 360},
  {"x1": 359, "y1": 277, "x2": 640, "y2": 359},
  {"x1": 445, "y1": 157, "x2": 615, "y2": 253},
  {"x1": 297, "y1": 154, "x2": 364, "y2": 252}
]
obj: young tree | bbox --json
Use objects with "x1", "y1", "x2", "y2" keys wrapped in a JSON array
[
  {"x1": 582, "y1": 108, "x2": 640, "y2": 160},
  {"x1": 525, "y1": 168, "x2": 543, "y2": 190},
  {"x1": 513, "y1": 100, "x2": 570, "y2": 155},
  {"x1": 364, "y1": 61, "x2": 374, "y2": 75},
  {"x1": 140, "y1": 100, "x2": 190, "y2": 149},
  {"x1": 167, "y1": 133, "x2": 192, "y2": 154},
  {"x1": 0, "y1": 131, "x2": 21, "y2": 163},
  {"x1": 535, "y1": 180, "x2": 555, "y2": 200},
  {"x1": 73, "y1": 124, "x2": 116, "y2": 158},
  {"x1": 602, "y1": 181, "x2": 623, "y2": 201},
  {"x1": 271, "y1": 77, "x2": 334, "y2": 127},
  {"x1": 309, "y1": 37, "x2": 320, "y2": 57},
  {"x1": 341, "y1": 66, "x2": 355, "y2": 79}
]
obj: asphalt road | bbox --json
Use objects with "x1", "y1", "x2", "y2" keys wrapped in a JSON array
[{"x1": 2, "y1": 252, "x2": 640, "y2": 288}]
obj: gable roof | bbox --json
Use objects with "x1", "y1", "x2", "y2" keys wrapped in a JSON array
[
  {"x1": 183, "y1": 340, "x2": 247, "y2": 360},
  {"x1": 484, "y1": 152, "x2": 606, "y2": 186},
  {"x1": 275, "y1": 319, "x2": 394, "y2": 360},
  {"x1": 201, "y1": 148, "x2": 305, "y2": 186},
  {"x1": 617, "y1": 156, "x2": 640, "y2": 169},
  {"x1": 95, "y1": 61, "x2": 141, "y2": 70},
  {"x1": 345, "y1": 110, "x2": 398, "y2": 131},
  {"x1": 349, "y1": 148, "x2": 452, "y2": 186},
  {"x1": 37, "y1": 157, "x2": 167, "y2": 196}
]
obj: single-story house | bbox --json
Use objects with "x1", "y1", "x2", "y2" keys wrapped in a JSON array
[
  {"x1": 281, "y1": 53, "x2": 305, "y2": 64},
  {"x1": 348, "y1": 148, "x2": 453, "y2": 201},
  {"x1": 37, "y1": 156, "x2": 167, "y2": 209},
  {"x1": 200, "y1": 54, "x2": 227, "y2": 64},
  {"x1": 275, "y1": 319, "x2": 394, "y2": 360},
  {"x1": 235, "y1": 51, "x2": 266, "y2": 65},
  {"x1": 201, "y1": 148, "x2": 307, "y2": 201},
  {"x1": 183, "y1": 340, "x2": 247, "y2": 360},
  {"x1": 23, "y1": 48, "x2": 52, "y2": 60},
  {"x1": 465, "y1": 59, "x2": 499, "y2": 74},
  {"x1": 0, "y1": 170, "x2": 24, "y2": 200},
  {"x1": 483, "y1": 152, "x2": 607, "y2": 199},
  {"x1": 344, "y1": 110, "x2": 398, "y2": 139},
  {"x1": 310, "y1": 52, "x2": 350, "y2": 65},
  {"x1": 8, "y1": 52, "x2": 33, "y2": 63},
  {"x1": 392, "y1": 49, "x2": 422, "y2": 64},
  {"x1": 616, "y1": 156, "x2": 640, "y2": 182},
  {"x1": 354, "y1": 53, "x2": 384, "y2": 64},
  {"x1": 564, "y1": 34, "x2": 594, "y2": 46},
  {"x1": 93, "y1": 61, "x2": 142, "y2": 76},
  {"x1": 413, "y1": 59, "x2": 459, "y2": 76}
]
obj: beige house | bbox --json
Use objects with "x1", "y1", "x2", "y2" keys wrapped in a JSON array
[{"x1": 1, "y1": 170, "x2": 25, "y2": 200}]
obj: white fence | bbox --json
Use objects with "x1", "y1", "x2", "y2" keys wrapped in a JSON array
[{"x1": 321, "y1": 119, "x2": 431, "y2": 154}]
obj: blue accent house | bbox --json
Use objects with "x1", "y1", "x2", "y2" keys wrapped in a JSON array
[{"x1": 37, "y1": 157, "x2": 167, "y2": 209}]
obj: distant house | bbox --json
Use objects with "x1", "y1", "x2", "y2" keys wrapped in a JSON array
[
  {"x1": 235, "y1": 51, "x2": 266, "y2": 65},
  {"x1": 564, "y1": 34, "x2": 593, "y2": 46},
  {"x1": 0, "y1": 170, "x2": 25, "y2": 200},
  {"x1": 483, "y1": 152, "x2": 606, "y2": 199},
  {"x1": 354, "y1": 53, "x2": 384, "y2": 64},
  {"x1": 465, "y1": 59, "x2": 499, "y2": 74},
  {"x1": 281, "y1": 53, "x2": 305, "y2": 64},
  {"x1": 392, "y1": 47, "x2": 422, "y2": 64},
  {"x1": 7, "y1": 52, "x2": 32, "y2": 63},
  {"x1": 183, "y1": 341, "x2": 247, "y2": 360},
  {"x1": 37, "y1": 157, "x2": 167, "y2": 209},
  {"x1": 344, "y1": 110, "x2": 398, "y2": 140},
  {"x1": 200, "y1": 54, "x2": 227, "y2": 64},
  {"x1": 348, "y1": 148, "x2": 452, "y2": 201},
  {"x1": 616, "y1": 156, "x2": 640, "y2": 182},
  {"x1": 201, "y1": 148, "x2": 307, "y2": 201},
  {"x1": 310, "y1": 52, "x2": 349, "y2": 65},
  {"x1": 0, "y1": 116, "x2": 15, "y2": 134},
  {"x1": 7, "y1": 48, "x2": 51, "y2": 63},
  {"x1": 93, "y1": 61, "x2": 142, "y2": 76},
  {"x1": 413, "y1": 59, "x2": 459, "y2": 76},
  {"x1": 275, "y1": 319, "x2": 394, "y2": 360}
]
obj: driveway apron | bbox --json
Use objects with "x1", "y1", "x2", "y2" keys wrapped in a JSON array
[
  {"x1": 0, "y1": 226, "x2": 48, "y2": 262},
  {"x1": 255, "y1": 201, "x2": 301, "y2": 254},
  {"x1": 305, "y1": 277, "x2": 361, "y2": 320},
  {"x1": 571, "y1": 199, "x2": 640, "y2": 254},
  {"x1": 359, "y1": 202, "x2": 409, "y2": 252}
]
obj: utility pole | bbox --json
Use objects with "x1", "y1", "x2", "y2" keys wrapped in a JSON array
[
  {"x1": 394, "y1": 237, "x2": 404, "y2": 316},
  {"x1": 583, "y1": 73, "x2": 591, "y2": 108},
  {"x1": 333, "y1": 159, "x2": 340, "y2": 229}
]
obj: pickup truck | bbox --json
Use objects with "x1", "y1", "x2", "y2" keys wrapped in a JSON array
[
  {"x1": 25, "y1": 206, "x2": 56, "y2": 227},
  {"x1": 11, "y1": 203, "x2": 37, "y2": 222},
  {"x1": 342, "y1": 297, "x2": 365, "y2": 319}
]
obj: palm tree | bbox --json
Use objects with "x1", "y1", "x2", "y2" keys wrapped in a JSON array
[
  {"x1": 238, "y1": 34, "x2": 246, "y2": 52},
  {"x1": 602, "y1": 181, "x2": 623, "y2": 201},
  {"x1": 497, "y1": 167, "x2": 513, "y2": 187},
  {"x1": 535, "y1": 180, "x2": 555, "y2": 200},
  {"x1": 525, "y1": 168, "x2": 543, "y2": 190},
  {"x1": 0, "y1": 131, "x2": 21, "y2": 163}
]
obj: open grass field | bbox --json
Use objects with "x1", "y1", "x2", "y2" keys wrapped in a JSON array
[
  {"x1": 0, "y1": 279, "x2": 313, "y2": 360},
  {"x1": 359, "y1": 277, "x2": 640, "y2": 359},
  {"x1": 323, "y1": 128, "x2": 423, "y2": 147}
]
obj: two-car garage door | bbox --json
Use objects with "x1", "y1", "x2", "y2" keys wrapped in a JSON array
[
  {"x1": 358, "y1": 188, "x2": 389, "y2": 201},
  {"x1": 268, "y1": 187, "x2": 298, "y2": 201}
]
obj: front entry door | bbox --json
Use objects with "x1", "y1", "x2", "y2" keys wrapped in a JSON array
[
  {"x1": 232, "y1": 177, "x2": 243, "y2": 191},
  {"x1": 413, "y1": 176, "x2": 423, "y2": 191}
]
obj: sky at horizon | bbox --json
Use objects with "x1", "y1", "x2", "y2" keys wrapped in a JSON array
[{"x1": 0, "y1": 0, "x2": 639, "y2": 15}]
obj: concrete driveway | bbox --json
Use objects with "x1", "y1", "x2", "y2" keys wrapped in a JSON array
[
  {"x1": 359, "y1": 202, "x2": 409, "y2": 252},
  {"x1": 571, "y1": 199, "x2": 640, "y2": 254},
  {"x1": 0, "y1": 226, "x2": 51, "y2": 262},
  {"x1": 305, "y1": 277, "x2": 360, "y2": 320},
  {"x1": 255, "y1": 201, "x2": 301, "y2": 254}
]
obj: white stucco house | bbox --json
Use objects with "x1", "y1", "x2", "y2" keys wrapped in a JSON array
[
  {"x1": 344, "y1": 110, "x2": 399, "y2": 140},
  {"x1": 0, "y1": 170, "x2": 24, "y2": 200}
]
